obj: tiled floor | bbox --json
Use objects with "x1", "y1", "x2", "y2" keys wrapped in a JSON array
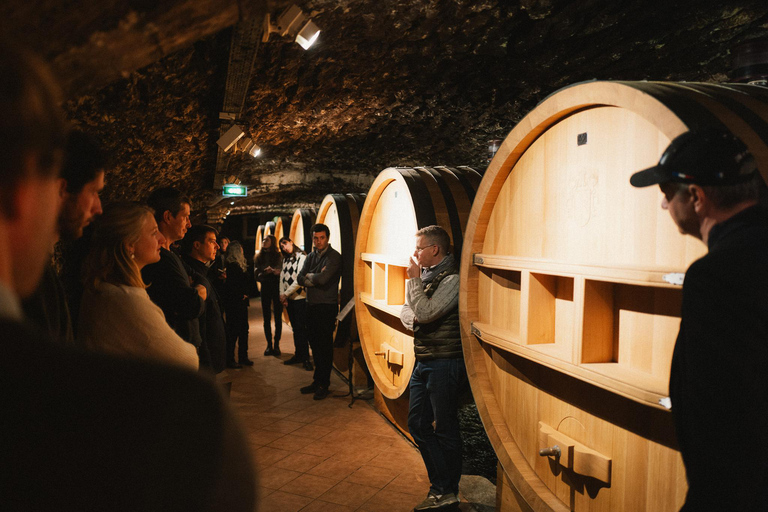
[{"x1": 226, "y1": 303, "x2": 437, "y2": 512}]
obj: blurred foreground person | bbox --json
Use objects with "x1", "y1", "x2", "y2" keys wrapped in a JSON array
[
  {"x1": 22, "y1": 129, "x2": 105, "y2": 343},
  {"x1": 0, "y1": 38, "x2": 256, "y2": 512},
  {"x1": 78, "y1": 202, "x2": 198, "y2": 369},
  {"x1": 630, "y1": 128, "x2": 768, "y2": 511}
]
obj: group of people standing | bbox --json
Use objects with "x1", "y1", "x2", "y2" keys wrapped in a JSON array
[{"x1": 1, "y1": 37, "x2": 256, "y2": 510}]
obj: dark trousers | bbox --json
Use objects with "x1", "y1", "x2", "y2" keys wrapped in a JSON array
[
  {"x1": 260, "y1": 281, "x2": 282, "y2": 344},
  {"x1": 225, "y1": 301, "x2": 249, "y2": 362},
  {"x1": 286, "y1": 298, "x2": 310, "y2": 360},
  {"x1": 307, "y1": 302, "x2": 337, "y2": 388},
  {"x1": 408, "y1": 358, "x2": 467, "y2": 496}
]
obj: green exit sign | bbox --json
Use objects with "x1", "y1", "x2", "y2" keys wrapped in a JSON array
[{"x1": 223, "y1": 184, "x2": 247, "y2": 197}]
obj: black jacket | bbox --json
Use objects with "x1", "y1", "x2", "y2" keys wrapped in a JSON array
[
  {"x1": 671, "y1": 205, "x2": 768, "y2": 511},
  {"x1": 184, "y1": 255, "x2": 227, "y2": 373},
  {"x1": 142, "y1": 248, "x2": 205, "y2": 347}
]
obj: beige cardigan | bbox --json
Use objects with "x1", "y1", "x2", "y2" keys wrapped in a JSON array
[{"x1": 78, "y1": 281, "x2": 198, "y2": 370}]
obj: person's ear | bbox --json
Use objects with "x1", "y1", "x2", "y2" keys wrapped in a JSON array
[
  {"x1": 193, "y1": 240, "x2": 202, "y2": 252},
  {"x1": 162, "y1": 210, "x2": 174, "y2": 226},
  {"x1": 58, "y1": 178, "x2": 69, "y2": 200},
  {"x1": 689, "y1": 184, "x2": 707, "y2": 213}
]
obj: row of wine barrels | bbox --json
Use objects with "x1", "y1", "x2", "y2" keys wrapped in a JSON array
[
  {"x1": 459, "y1": 80, "x2": 768, "y2": 511},
  {"x1": 354, "y1": 166, "x2": 482, "y2": 437},
  {"x1": 290, "y1": 208, "x2": 316, "y2": 253},
  {"x1": 315, "y1": 193, "x2": 369, "y2": 388}
]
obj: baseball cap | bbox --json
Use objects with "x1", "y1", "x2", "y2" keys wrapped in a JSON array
[{"x1": 630, "y1": 128, "x2": 758, "y2": 188}]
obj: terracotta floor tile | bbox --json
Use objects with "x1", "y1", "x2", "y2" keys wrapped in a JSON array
[
  {"x1": 306, "y1": 458, "x2": 362, "y2": 483},
  {"x1": 273, "y1": 451, "x2": 328, "y2": 473},
  {"x1": 256, "y1": 490, "x2": 312, "y2": 512},
  {"x1": 278, "y1": 473, "x2": 338, "y2": 499},
  {"x1": 297, "y1": 499, "x2": 355, "y2": 512},
  {"x1": 253, "y1": 445, "x2": 292, "y2": 468},
  {"x1": 318, "y1": 480, "x2": 380, "y2": 508},
  {"x1": 344, "y1": 464, "x2": 400, "y2": 489},
  {"x1": 261, "y1": 419, "x2": 307, "y2": 435},
  {"x1": 358, "y1": 488, "x2": 424, "y2": 512},
  {"x1": 247, "y1": 429, "x2": 287, "y2": 447},
  {"x1": 298, "y1": 440, "x2": 340, "y2": 458},
  {"x1": 267, "y1": 433, "x2": 317, "y2": 452},
  {"x1": 291, "y1": 423, "x2": 335, "y2": 440},
  {"x1": 259, "y1": 467, "x2": 302, "y2": 490},
  {"x1": 383, "y1": 471, "x2": 432, "y2": 497}
]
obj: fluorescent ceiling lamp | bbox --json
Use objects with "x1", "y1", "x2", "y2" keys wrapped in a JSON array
[
  {"x1": 216, "y1": 125, "x2": 245, "y2": 152},
  {"x1": 296, "y1": 20, "x2": 320, "y2": 49}
]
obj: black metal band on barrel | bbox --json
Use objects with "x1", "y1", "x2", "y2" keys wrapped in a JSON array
[
  {"x1": 300, "y1": 209, "x2": 315, "y2": 251},
  {"x1": 626, "y1": 82, "x2": 727, "y2": 132},
  {"x1": 400, "y1": 168, "x2": 437, "y2": 229},
  {"x1": 421, "y1": 167, "x2": 464, "y2": 260},
  {"x1": 692, "y1": 84, "x2": 768, "y2": 148},
  {"x1": 451, "y1": 166, "x2": 480, "y2": 203}
]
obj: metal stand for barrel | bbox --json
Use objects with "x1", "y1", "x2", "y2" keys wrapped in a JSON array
[{"x1": 335, "y1": 298, "x2": 368, "y2": 407}]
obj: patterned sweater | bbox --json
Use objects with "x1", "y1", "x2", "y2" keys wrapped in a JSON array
[{"x1": 279, "y1": 252, "x2": 307, "y2": 300}]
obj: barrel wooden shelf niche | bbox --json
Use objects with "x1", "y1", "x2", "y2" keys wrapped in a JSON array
[
  {"x1": 316, "y1": 193, "x2": 368, "y2": 388},
  {"x1": 460, "y1": 80, "x2": 768, "y2": 512},
  {"x1": 289, "y1": 208, "x2": 317, "y2": 253},
  {"x1": 355, "y1": 166, "x2": 481, "y2": 435}
]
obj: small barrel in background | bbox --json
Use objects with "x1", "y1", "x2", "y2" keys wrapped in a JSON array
[
  {"x1": 274, "y1": 215, "x2": 293, "y2": 242},
  {"x1": 460, "y1": 80, "x2": 768, "y2": 511},
  {"x1": 290, "y1": 208, "x2": 317, "y2": 253},
  {"x1": 354, "y1": 166, "x2": 481, "y2": 438},
  {"x1": 315, "y1": 193, "x2": 368, "y2": 389}
]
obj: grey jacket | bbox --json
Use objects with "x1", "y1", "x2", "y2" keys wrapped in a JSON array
[{"x1": 297, "y1": 245, "x2": 342, "y2": 305}]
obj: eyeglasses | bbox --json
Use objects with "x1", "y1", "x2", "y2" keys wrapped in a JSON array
[{"x1": 415, "y1": 244, "x2": 435, "y2": 253}]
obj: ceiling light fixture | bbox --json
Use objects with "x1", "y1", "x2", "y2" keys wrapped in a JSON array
[
  {"x1": 216, "y1": 124, "x2": 262, "y2": 158},
  {"x1": 263, "y1": 4, "x2": 321, "y2": 50}
]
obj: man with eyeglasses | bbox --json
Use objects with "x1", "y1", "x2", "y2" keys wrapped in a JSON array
[{"x1": 400, "y1": 225, "x2": 466, "y2": 511}]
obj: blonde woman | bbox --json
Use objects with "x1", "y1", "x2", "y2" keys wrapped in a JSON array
[
  {"x1": 223, "y1": 241, "x2": 252, "y2": 367},
  {"x1": 78, "y1": 202, "x2": 198, "y2": 369}
]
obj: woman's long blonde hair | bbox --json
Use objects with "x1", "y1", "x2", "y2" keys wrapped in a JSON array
[
  {"x1": 83, "y1": 202, "x2": 154, "y2": 289},
  {"x1": 225, "y1": 240, "x2": 248, "y2": 272}
]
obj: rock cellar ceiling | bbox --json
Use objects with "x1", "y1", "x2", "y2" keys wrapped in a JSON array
[{"x1": 3, "y1": 0, "x2": 768, "y2": 224}]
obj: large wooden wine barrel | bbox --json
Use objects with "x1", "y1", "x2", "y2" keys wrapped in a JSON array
[
  {"x1": 315, "y1": 193, "x2": 367, "y2": 387},
  {"x1": 355, "y1": 166, "x2": 481, "y2": 435},
  {"x1": 460, "y1": 80, "x2": 768, "y2": 512},
  {"x1": 290, "y1": 208, "x2": 317, "y2": 253}
]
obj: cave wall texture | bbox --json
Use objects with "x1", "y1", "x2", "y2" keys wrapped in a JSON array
[{"x1": 4, "y1": 0, "x2": 768, "y2": 223}]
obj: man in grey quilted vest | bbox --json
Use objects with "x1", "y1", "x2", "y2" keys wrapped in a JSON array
[{"x1": 400, "y1": 225, "x2": 466, "y2": 511}]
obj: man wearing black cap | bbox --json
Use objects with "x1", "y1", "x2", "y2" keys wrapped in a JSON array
[{"x1": 630, "y1": 128, "x2": 768, "y2": 511}]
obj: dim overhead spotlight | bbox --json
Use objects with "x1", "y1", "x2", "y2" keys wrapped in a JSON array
[{"x1": 263, "y1": 4, "x2": 321, "y2": 50}]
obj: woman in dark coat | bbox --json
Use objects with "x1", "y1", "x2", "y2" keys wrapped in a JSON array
[
  {"x1": 222, "y1": 241, "x2": 252, "y2": 367},
  {"x1": 254, "y1": 234, "x2": 283, "y2": 356}
]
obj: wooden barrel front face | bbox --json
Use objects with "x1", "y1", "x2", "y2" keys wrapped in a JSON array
[
  {"x1": 460, "y1": 81, "x2": 768, "y2": 512},
  {"x1": 355, "y1": 167, "x2": 481, "y2": 401},
  {"x1": 255, "y1": 225, "x2": 265, "y2": 253},
  {"x1": 290, "y1": 208, "x2": 316, "y2": 253}
]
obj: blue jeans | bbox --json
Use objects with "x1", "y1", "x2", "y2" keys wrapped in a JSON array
[{"x1": 408, "y1": 358, "x2": 467, "y2": 496}]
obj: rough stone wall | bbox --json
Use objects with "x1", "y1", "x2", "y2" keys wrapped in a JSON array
[{"x1": 57, "y1": 0, "x2": 768, "y2": 215}]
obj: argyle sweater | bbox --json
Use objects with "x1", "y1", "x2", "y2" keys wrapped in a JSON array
[{"x1": 279, "y1": 252, "x2": 306, "y2": 300}]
